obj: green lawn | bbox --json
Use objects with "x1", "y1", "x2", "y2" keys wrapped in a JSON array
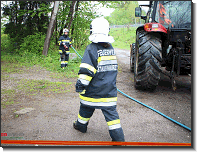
[{"x1": 109, "y1": 27, "x2": 137, "y2": 50}]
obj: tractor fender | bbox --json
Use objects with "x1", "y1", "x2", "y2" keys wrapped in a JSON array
[
  {"x1": 136, "y1": 23, "x2": 167, "y2": 34},
  {"x1": 136, "y1": 25, "x2": 144, "y2": 34},
  {"x1": 144, "y1": 23, "x2": 167, "y2": 33}
]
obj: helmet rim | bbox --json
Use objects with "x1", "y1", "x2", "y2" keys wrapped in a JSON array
[
  {"x1": 89, "y1": 17, "x2": 114, "y2": 43},
  {"x1": 63, "y1": 28, "x2": 69, "y2": 33}
]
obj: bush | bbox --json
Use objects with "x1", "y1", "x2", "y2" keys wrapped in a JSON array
[
  {"x1": 1, "y1": 31, "x2": 86, "y2": 78},
  {"x1": 18, "y1": 32, "x2": 46, "y2": 56},
  {"x1": 1, "y1": 33, "x2": 14, "y2": 52}
]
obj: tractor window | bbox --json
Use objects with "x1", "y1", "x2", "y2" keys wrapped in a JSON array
[
  {"x1": 148, "y1": 2, "x2": 154, "y2": 23},
  {"x1": 155, "y1": 1, "x2": 191, "y2": 28},
  {"x1": 145, "y1": 1, "x2": 154, "y2": 23}
]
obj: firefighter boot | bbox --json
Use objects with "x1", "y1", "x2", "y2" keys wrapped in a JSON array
[{"x1": 73, "y1": 121, "x2": 88, "y2": 133}]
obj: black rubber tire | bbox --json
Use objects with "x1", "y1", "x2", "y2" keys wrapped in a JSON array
[
  {"x1": 130, "y1": 43, "x2": 135, "y2": 72},
  {"x1": 134, "y1": 30, "x2": 162, "y2": 91}
]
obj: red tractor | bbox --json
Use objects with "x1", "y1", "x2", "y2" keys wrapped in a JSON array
[{"x1": 130, "y1": 1, "x2": 191, "y2": 91}]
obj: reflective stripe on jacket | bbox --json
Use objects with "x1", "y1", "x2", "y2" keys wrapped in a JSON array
[
  {"x1": 77, "y1": 42, "x2": 118, "y2": 107},
  {"x1": 58, "y1": 35, "x2": 72, "y2": 52}
]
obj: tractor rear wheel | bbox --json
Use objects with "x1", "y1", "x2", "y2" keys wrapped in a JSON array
[{"x1": 134, "y1": 30, "x2": 162, "y2": 91}]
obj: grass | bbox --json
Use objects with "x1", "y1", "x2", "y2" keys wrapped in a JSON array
[
  {"x1": 1, "y1": 26, "x2": 135, "y2": 77},
  {"x1": 110, "y1": 27, "x2": 137, "y2": 50},
  {"x1": 17, "y1": 79, "x2": 73, "y2": 95},
  {"x1": 1, "y1": 31, "x2": 81, "y2": 108},
  {"x1": 1, "y1": 33, "x2": 11, "y2": 52},
  {"x1": 118, "y1": 65, "x2": 122, "y2": 73},
  {"x1": 1, "y1": 29, "x2": 85, "y2": 79},
  {"x1": 1, "y1": 46, "x2": 83, "y2": 79},
  {"x1": 1, "y1": 89, "x2": 17, "y2": 108},
  {"x1": 1, "y1": 61, "x2": 25, "y2": 74},
  {"x1": 1, "y1": 78, "x2": 74, "y2": 108},
  {"x1": 1, "y1": 52, "x2": 81, "y2": 79}
]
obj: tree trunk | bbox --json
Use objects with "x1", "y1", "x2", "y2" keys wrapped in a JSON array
[
  {"x1": 15, "y1": 1, "x2": 17, "y2": 35},
  {"x1": 18, "y1": 1, "x2": 25, "y2": 24},
  {"x1": 55, "y1": 16, "x2": 58, "y2": 45},
  {"x1": 15, "y1": 1, "x2": 17, "y2": 25},
  {"x1": 71, "y1": 1, "x2": 79, "y2": 38},
  {"x1": 67, "y1": 1, "x2": 77, "y2": 31},
  {"x1": 42, "y1": 1, "x2": 60, "y2": 56},
  {"x1": 28, "y1": 2, "x2": 33, "y2": 35}
]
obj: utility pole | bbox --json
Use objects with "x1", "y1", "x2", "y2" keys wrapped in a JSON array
[{"x1": 42, "y1": 1, "x2": 60, "y2": 56}]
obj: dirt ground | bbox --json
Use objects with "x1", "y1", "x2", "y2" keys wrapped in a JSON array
[{"x1": 1, "y1": 48, "x2": 192, "y2": 147}]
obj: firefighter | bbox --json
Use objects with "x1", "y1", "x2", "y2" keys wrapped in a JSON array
[
  {"x1": 58, "y1": 28, "x2": 72, "y2": 69},
  {"x1": 73, "y1": 17, "x2": 125, "y2": 142}
]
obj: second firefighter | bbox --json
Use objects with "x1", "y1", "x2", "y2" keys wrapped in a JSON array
[{"x1": 58, "y1": 28, "x2": 72, "y2": 69}]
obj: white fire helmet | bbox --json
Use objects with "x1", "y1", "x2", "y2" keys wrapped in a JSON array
[
  {"x1": 89, "y1": 17, "x2": 114, "y2": 43},
  {"x1": 63, "y1": 28, "x2": 69, "y2": 33}
]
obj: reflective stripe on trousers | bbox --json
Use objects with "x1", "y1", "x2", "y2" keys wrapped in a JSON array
[
  {"x1": 60, "y1": 53, "x2": 69, "y2": 67},
  {"x1": 79, "y1": 95, "x2": 117, "y2": 107},
  {"x1": 75, "y1": 103, "x2": 125, "y2": 141}
]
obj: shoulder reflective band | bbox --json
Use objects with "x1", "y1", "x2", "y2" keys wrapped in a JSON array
[{"x1": 80, "y1": 63, "x2": 97, "y2": 74}]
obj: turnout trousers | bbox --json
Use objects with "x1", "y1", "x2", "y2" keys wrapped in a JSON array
[
  {"x1": 60, "y1": 51, "x2": 69, "y2": 68},
  {"x1": 75, "y1": 103, "x2": 125, "y2": 142}
]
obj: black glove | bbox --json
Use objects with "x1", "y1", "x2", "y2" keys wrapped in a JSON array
[{"x1": 75, "y1": 79, "x2": 86, "y2": 93}]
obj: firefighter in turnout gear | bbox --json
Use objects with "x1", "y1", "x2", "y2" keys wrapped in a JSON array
[
  {"x1": 73, "y1": 17, "x2": 125, "y2": 142},
  {"x1": 58, "y1": 28, "x2": 72, "y2": 69}
]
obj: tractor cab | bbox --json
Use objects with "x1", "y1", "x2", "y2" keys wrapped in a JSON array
[
  {"x1": 135, "y1": 1, "x2": 191, "y2": 29},
  {"x1": 131, "y1": 1, "x2": 191, "y2": 91}
]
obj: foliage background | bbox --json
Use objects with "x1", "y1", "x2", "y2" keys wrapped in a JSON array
[
  {"x1": 1, "y1": 1, "x2": 144, "y2": 76},
  {"x1": 105, "y1": 1, "x2": 140, "y2": 25}
]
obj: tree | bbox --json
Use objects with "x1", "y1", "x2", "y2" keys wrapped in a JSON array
[
  {"x1": 42, "y1": 1, "x2": 60, "y2": 56},
  {"x1": 64, "y1": 1, "x2": 121, "y2": 49},
  {"x1": 57, "y1": 1, "x2": 71, "y2": 37},
  {"x1": 2, "y1": 1, "x2": 125, "y2": 55},
  {"x1": 56, "y1": 1, "x2": 98, "y2": 49},
  {"x1": 65, "y1": 1, "x2": 77, "y2": 31},
  {"x1": 2, "y1": 1, "x2": 52, "y2": 45},
  {"x1": 105, "y1": 1, "x2": 142, "y2": 25}
]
